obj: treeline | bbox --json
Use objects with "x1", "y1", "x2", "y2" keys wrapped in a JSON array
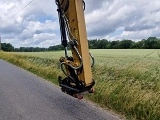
[
  {"x1": 14, "y1": 45, "x2": 64, "y2": 52},
  {"x1": 14, "y1": 47, "x2": 48, "y2": 52},
  {"x1": 1, "y1": 37, "x2": 160, "y2": 52},
  {"x1": 88, "y1": 37, "x2": 160, "y2": 49}
]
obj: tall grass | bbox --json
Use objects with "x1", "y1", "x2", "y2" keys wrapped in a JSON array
[
  {"x1": 0, "y1": 52, "x2": 63, "y2": 84},
  {"x1": 90, "y1": 64, "x2": 160, "y2": 120},
  {"x1": 89, "y1": 49, "x2": 160, "y2": 120},
  {"x1": 1, "y1": 49, "x2": 160, "y2": 120}
]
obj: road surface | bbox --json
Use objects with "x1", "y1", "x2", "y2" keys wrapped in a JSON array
[{"x1": 0, "y1": 59, "x2": 122, "y2": 120}]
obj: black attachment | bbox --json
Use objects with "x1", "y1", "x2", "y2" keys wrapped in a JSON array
[
  {"x1": 58, "y1": 58, "x2": 95, "y2": 98},
  {"x1": 58, "y1": 76, "x2": 95, "y2": 97}
]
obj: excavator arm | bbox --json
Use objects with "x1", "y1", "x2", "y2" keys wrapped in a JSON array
[{"x1": 55, "y1": 0, "x2": 95, "y2": 99}]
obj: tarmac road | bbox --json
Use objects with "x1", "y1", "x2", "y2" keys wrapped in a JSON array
[{"x1": 0, "y1": 59, "x2": 122, "y2": 120}]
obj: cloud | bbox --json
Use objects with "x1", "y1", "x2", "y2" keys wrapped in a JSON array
[
  {"x1": 0, "y1": 0, "x2": 60, "y2": 47},
  {"x1": 0, "y1": 0, "x2": 160, "y2": 48},
  {"x1": 85, "y1": 0, "x2": 160, "y2": 40}
]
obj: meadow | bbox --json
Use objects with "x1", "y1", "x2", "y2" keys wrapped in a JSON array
[{"x1": 0, "y1": 49, "x2": 160, "y2": 120}]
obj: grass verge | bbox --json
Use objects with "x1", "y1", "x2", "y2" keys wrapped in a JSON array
[{"x1": 0, "y1": 52, "x2": 63, "y2": 84}]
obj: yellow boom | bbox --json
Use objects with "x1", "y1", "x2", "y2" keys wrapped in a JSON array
[{"x1": 55, "y1": 0, "x2": 95, "y2": 99}]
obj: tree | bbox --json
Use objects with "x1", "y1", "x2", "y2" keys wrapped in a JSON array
[
  {"x1": 109, "y1": 41, "x2": 120, "y2": 49},
  {"x1": 48, "y1": 44, "x2": 64, "y2": 51},
  {"x1": 119, "y1": 40, "x2": 134, "y2": 49},
  {"x1": 88, "y1": 39, "x2": 98, "y2": 49},
  {"x1": 133, "y1": 40, "x2": 144, "y2": 49},
  {"x1": 1, "y1": 43, "x2": 14, "y2": 52},
  {"x1": 142, "y1": 37, "x2": 157, "y2": 49},
  {"x1": 96, "y1": 39, "x2": 109, "y2": 49}
]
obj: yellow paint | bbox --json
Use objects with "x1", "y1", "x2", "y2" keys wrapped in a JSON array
[{"x1": 60, "y1": 0, "x2": 93, "y2": 86}]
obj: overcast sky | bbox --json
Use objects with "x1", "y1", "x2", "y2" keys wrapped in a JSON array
[{"x1": 0, "y1": 0, "x2": 160, "y2": 48}]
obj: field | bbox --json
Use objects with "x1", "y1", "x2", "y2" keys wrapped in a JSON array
[{"x1": 1, "y1": 49, "x2": 160, "y2": 120}]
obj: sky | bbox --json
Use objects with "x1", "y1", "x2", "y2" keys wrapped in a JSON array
[{"x1": 0, "y1": 0, "x2": 160, "y2": 48}]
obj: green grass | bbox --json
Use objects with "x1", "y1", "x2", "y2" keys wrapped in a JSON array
[
  {"x1": 15, "y1": 50, "x2": 70, "y2": 59},
  {"x1": 1, "y1": 49, "x2": 160, "y2": 120}
]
